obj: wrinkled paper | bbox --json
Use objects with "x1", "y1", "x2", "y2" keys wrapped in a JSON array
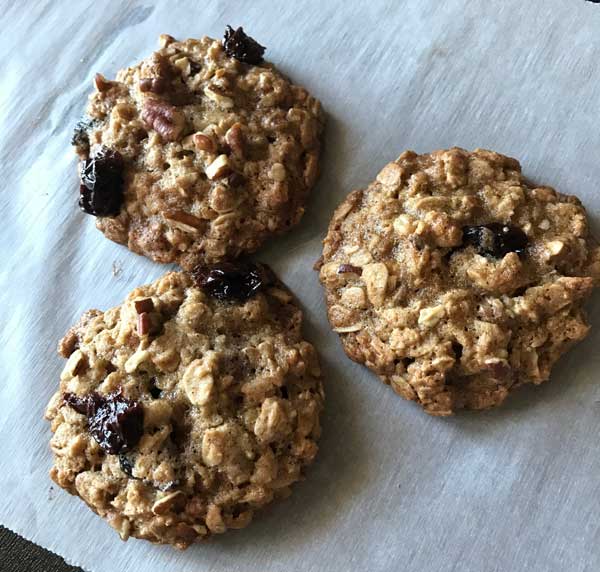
[{"x1": 1, "y1": 0, "x2": 600, "y2": 570}]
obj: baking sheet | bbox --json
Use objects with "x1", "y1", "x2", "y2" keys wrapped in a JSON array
[{"x1": 2, "y1": 0, "x2": 600, "y2": 570}]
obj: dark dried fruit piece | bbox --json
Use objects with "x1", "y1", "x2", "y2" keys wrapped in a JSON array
[
  {"x1": 79, "y1": 148, "x2": 124, "y2": 216},
  {"x1": 191, "y1": 262, "x2": 273, "y2": 301},
  {"x1": 462, "y1": 223, "x2": 528, "y2": 258},
  {"x1": 223, "y1": 26, "x2": 266, "y2": 65},
  {"x1": 64, "y1": 390, "x2": 144, "y2": 454}
]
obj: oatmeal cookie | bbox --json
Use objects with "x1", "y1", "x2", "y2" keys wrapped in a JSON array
[
  {"x1": 45, "y1": 265, "x2": 324, "y2": 548},
  {"x1": 73, "y1": 28, "x2": 324, "y2": 269},
  {"x1": 318, "y1": 148, "x2": 600, "y2": 415}
]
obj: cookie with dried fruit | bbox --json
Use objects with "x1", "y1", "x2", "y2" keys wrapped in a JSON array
[
  {"x1": 71, "y1": 29, "x2": 324, "y2": 269},
  {"x1": 318, "y1": 148, "x2": 600, "y2": 415},
  {"x1": 46, "y1": 265, "x2": 324, "y2": 548}
]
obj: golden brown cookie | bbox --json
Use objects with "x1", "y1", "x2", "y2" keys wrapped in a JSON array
[
  {"x1": 46, "y1": 265, "x2": 324, "y2": 548},
  {"x1": 318, "y1": 148, "x2": 600, "y2": 415},
  {"x1": 73, "y1": 28, "x2": 324, "y2": 269}
]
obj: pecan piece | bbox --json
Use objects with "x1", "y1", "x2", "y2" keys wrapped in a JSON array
[
  {"x1": 134, "y1": 298, "x2": 154, "y2": 314},
  {"x1": 337, "y1": 264, "x2": 362, "y2": 275},
  {"x1": 139, "y1": 77, "x2": 167, "y2": 94},
  {"x1": 94, "y1": 73, "x2": 114, "y2": 92},
  {"x1": 137, "y1": 313, "x2": 151, "y2": 336},
  {"x1": 224, "y1": 123, "x2": 244, "y2": 158},
  {"x1": 141, "y1": 98, "x2": 185, "y2": 142},
  {"x1": 205, "y1": 154, "x2": 231, "y2": 180},
  {"x1": 193, "y1": 133, "x2": 216, "y2": 153}
]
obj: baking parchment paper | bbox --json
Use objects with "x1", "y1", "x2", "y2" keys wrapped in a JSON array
[{"x1": 2, "y1": 0, "x2": 600, "y2": 570}]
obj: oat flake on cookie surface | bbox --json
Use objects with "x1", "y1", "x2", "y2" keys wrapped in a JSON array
[
  {"x1": 73, "y1": 28, "x2": 324, "y2": 269},
  {"x1": 318, "y1": 148, "x2": 600, "y2": 416},
  {"x1": 45, "y1": 265, "x2": 324, "y2": 548}
]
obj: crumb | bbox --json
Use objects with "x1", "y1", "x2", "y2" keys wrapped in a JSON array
[{"x1": 112, "y1": 260, "x2": 123, "y2": 278}]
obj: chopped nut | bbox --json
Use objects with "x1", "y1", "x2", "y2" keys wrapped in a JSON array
[
  {"x1": 94, "y1": 73, "x2": 113, "y2": 92},
  {"x1": 158, "y1": 34, "x2": 175, "y2": 48},
  {"x1": 270, "y1": 163, "x2": 286, "y2": 181},
  {"x1": 58, "y1": 330, "x2": 79, "y2": 358},
  {"x1": 418, "y1": 305, "x2": 446, "y2": 328},
  {"x1": 193, "y1": 133, "x2": 217, "y2": 153},
  {"x1": 337, "y1": 264, "x2": 362, "y2": 275},
  {"x1": 224, "y1": 123, "x2": 245, "y2": 157},
  {"x1": 124, "y1": 350, "x2": 150, "y2": 373},
  {"x1": 205, "y1": 154, "x2": 231, "y2": 180},
  {"x1": 151, "y1": 491, "x2": 184, "y2": 515},
  {"x1": 134, "y1": 298, "x2": 154, "y2": 314},
  {"x1": 546, "y1": 240, "x2": 564, "y2": 256},
  {"x1": 204, "y1": 85, "x2": 234, "y2": 109},
  {"x1": 362, "y1": 262, "x2": 389, "y2": 306},
  {"x1": 137, "y1": 312, "x2": 150, "y2": 336},
  {"x1": 139, "y1": 77, "x2": 167, "y2": 94},
  {"x1": 141, "y1": 98, "x2": 185, "y2": 142},
  {"x1": 173, "y1": 56, "x2": 190, "y2": 74},
  {"x1": 61, "y1": 349, "x2": 86, "y2": 380}
]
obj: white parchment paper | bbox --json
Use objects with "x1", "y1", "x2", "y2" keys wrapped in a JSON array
[{"x1": 2, "y1": 1, "x2": 600, "y2": 570}]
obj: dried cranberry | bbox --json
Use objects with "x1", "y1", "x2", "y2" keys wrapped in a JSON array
[
  {"x1": 191, "y1": 262, "x2": 272, "y2": 301},
  {"x1": 79, "y1": 148, "x2": 124, "y2": 216},
  {"x1": 223, "y1": 26, "x2": 266, "y2": 65},
  {"x1": 462, "y1": 223, "x2": 528, "y2": 258},
  {"x1": 64, "y1": 391, "x2": 143, "y2": 454}
]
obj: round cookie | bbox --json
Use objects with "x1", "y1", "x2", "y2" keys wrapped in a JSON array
[
  {"x1": 73, "y1": 28, "x2": 324, "y2": 269},
  {"x1": 318, "y1": 148, "x2": 600, "y2": 416},
  {"x1": 45, "y1": 264, "x2": 324, "y2": 548}
]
